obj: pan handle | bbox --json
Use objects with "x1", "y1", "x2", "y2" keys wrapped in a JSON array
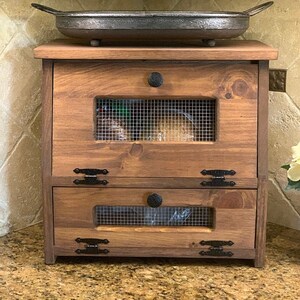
[
  {"x1": 243, "y1": 1, "x2": 274, "y2": 17},
  {"x1": 31, "y1": 3, "x2": 61, "y2": 15}
]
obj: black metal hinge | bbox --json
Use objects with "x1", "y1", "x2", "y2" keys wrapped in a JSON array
[
  {"x1": 199, "y1": 240, "x2": 234, "y2": 257},
  {"x1": 73, "y1": 168, "x2": 109, "y2": 186},
  {"x1": 201, "y1": 169, "x2": 236, "y2": 187},
  {"x1": 75, "y1": 238, "x2": 110, "y2": 255}
]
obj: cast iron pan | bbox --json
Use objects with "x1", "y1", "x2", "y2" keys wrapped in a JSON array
[{"x1": 31, "y1": 2, "x2": 273, "y2": 46}]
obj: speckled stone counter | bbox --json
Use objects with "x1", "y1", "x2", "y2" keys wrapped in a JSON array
[{"x1": 0, "y1": 223, "x2": 299, "y2": 299}]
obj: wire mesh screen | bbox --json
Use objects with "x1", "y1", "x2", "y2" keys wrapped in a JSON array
[
  {"x1": 95, "y1": 206, "x2": 214, "y2": 227},
  {"x1": 95, "y1": 99, "x2": 216, "y2": 142}
]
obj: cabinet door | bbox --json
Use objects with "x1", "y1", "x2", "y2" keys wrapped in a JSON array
[
  {"x1": 53, "y1": 61, "x2": 258, "y2": 183},
  {"x1": 53, "y1": 188, "x2": 256, "y2": 258}
]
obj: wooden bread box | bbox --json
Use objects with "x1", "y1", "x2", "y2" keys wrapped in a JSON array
[{"x1": 34, "y1": 40, "x2": 278, "y2": 267}]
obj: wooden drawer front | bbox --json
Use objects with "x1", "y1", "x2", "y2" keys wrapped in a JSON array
[
  {"x1": 54, "y1": 188, "x2": 256, "y2": 252},
  {"x1": 54, "y1": 61, "x2": 258, "y2": 99},
  {"x1": 53, "y1": 62, "x2": 258, "y2": 180}
]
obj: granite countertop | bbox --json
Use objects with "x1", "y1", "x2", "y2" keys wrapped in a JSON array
[{"x1": 0, "y1": 223, "x2": 299, "y2": 299}]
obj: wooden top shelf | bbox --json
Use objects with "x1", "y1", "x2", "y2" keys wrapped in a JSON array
[{"x1": 34, "y1": 39, "x2": 278, "y2": 61}]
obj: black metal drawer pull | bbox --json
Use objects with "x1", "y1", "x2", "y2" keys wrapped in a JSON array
[
  {"x1": 75, "y1": 238, "x2": 109, "y2": 245},
  {"x1": 73, "y1": 168, "x2": 109, "y2": 186},
  {"x1": 200, "y1": 240, "x2": 234, "y2": 247},
  {"x1": 74, "y1": 168, "x2": 109, "y2": 175},
  {"x1": 200, "y1": 249, "x2": 234, "y2": 257},
  {"x1": 73, "y1": 178, "x2": 108, "y2": 185},
  {"x1": 201, "y1": 169, "x2": 236, "y2": 187},
  {"x1": 75, "y1": 237, "x2": 109, "y2": 255},
  {"x1": 199, "y1": 240, "x2": 234, "y2": 257}
]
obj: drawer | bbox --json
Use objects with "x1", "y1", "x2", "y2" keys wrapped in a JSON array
[
  {"x1": 53, "y1": 188, "x2": 257, "y2": 256},
  {"x1": 53, "y1": 61, "x2": 258, "y2": 181}
]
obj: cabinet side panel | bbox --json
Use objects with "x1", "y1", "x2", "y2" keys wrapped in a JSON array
[
  {"x1": 42, "y1": 60, "x2": 56, "y2": 264},
  {"x1": 255, "y1": 61, "x2": 269, "y2": 267}
]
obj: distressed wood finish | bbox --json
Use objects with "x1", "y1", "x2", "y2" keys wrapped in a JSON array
[
  {"x1": 53, "y1": 62, "x2": 258, "y2": 181},
  {"x1": 34, "y1": 39, "x2": 278, "y2": 61},
  {"x1": 41, "y1": 60, "x2": 56, "y2": 264}
]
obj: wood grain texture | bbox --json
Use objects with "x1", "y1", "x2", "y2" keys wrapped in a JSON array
[
  {"x1": 255, "y1": 61, "x2": 270, "y2": 268},
  {"x1": 52, "y1": 143, "x2": 257, "y2": 179},
  {"x1": 51, "y1": 177, "x2": 258, "y2": 189},
  {"x1": 257, "y1": 61, "x2": 269, "y2": 179},
  {"x1": 54, "y1": 246, "x2": 256, "y2": 259},
  {"x1": 54, "y1": 225, "x2": 256, "y2": 250},
  {"x1": 54, "y1": 247, "x2": 255, "y2": 259},
  {"x1": 255, "y1": 179, "x2": 268, "y2": 267},
  {"x1": 41, "y1": 60, "x2": 56, "y2": 264},
  {"x1": 53, "y1": 188, "x2": 256, "y2": 250},
  {"x1": 52, "y1": 62, "x2": 258, "y2": 181},
  {"x1": 54, "y1": 61, "x2": 258, "y2": 99},
  {"x1": 34, "y1": 39, "x2": 278, "y2": 61},
  {"x1": 35, "y1": 41, "x2": 276, "y2": 264},
  {"x1": 53, "y1": 187, "x2": 256, "y2": 211}
]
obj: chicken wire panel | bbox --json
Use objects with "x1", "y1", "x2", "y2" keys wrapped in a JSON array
[
  {"x1": 95, "y1": 206, "x2": 214, "y2": 227},
  {"x1": 95, "y1": 98, "x2": 216, "y2": 142}
]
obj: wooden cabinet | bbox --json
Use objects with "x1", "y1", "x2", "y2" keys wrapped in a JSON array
[{"x1": 34, "y1": 40, "x2": 278, "y2": 267}]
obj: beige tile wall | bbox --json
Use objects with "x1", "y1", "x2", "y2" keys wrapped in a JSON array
[
  {"x1": 0, "y1": 0, "x2": 143, "y2": 236},
  {"x1": 0, "y1": 0, "x2": 299, "y2": 236}
]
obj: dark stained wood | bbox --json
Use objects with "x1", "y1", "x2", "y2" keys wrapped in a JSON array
[
  {"x1": 34, "y1": 39, "x2": 278, "y2": 61},
  {"x1": 255, "y1": 61, "x2": 270, "y2": 268},
  {"x1": 41, "y1": 60, "x2": 56, "y2": 264}
]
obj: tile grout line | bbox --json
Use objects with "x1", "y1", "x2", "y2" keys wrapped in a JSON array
[
  {"x1": 0, "y1": 5, "x2": 18, "y2": 58},
  {"x1": 25, "y1": 106, "x2": 42, "y2": 144},
  {"x1": 29, "y1": 205, "x2": 43, "y2": 226},
  {"x1": 212, "y1": 0, "x2": 222, "y2": 11},
  {"x1": 0, "y1": 131, "x2": 40, "y2": 172},
  {"x1": 0, "y1": 132, "x2": 26, "y2": 172},
  {"x1": 271, "y1": 177, "x2": 300, "y2": 218},
  {"x1": 169, "y1": 0, "x2": 182, "y2": 10},
  {"x1": 285, "y1": 92, "x2": 300, "y2": 112},
  {"x1": 76, "y1": 0, "x2": 85, "y2": 10}
]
